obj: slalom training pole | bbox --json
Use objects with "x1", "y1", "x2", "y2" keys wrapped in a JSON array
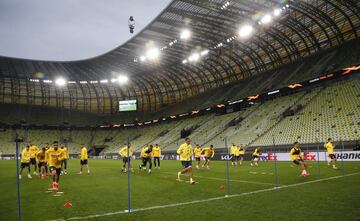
[
  {"x1": 316, "y1": 139, "x2": 321, "y2": 178},
  {"x1": 340, "y1": 139, "x2": 345, "y2": 176},
  {"x1": 272, "y1": 136, "x2": 278, "y2": 191},
  {"x1": 126, "y1": 136, "x2": 131, "y2": 213},
  {"x1": 15, "y1": 133, "x2": 22, "y2": 221},
  {"x1": 224, "y1": 137, "x2": 230, "y2": 196}
]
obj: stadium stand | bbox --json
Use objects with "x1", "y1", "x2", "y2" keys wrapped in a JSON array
[
  {"x1": 1, "y1": 74, "x2": 359, "y2": 155},
  {"x1": 253, "y1": 76, "x2": 360, "y2": 146}
]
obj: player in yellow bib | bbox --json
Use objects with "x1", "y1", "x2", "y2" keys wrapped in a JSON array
[
  {"x1": 79, "y1": 144, "x2": 90, "y2": 174},
  {"x1": 60, "y1": 144, "x2": 69, "y2": 174},
  {"x1": 152, "y1": 144, "x2": 161, "y2": 170},
  {"x1": 237, "y1": 145, "x2": 245, "y2": 165},
  {"x1": 176, "y1": 137, "x2": 196, "y2": 184},
  {"x1": 289, "y1": 142, "x2": 309, "y2": 177},
  {"x1": 29, "y1": 143, "x2": 39, "y2": 175},
  {"x1": 140, "y1": 144, "x2": 153, "y2": 174},
  {"x1": 201, "y1": 145, "x2": 215, "y2": 169},
  {"x1": 324, "y1": 138, "x2": 338, "y2": 169},
  {"x1": 36, "y1": 147, "x2": 47, "y2": 179},
  {"x1": 119, "y1": 144, "x2": 134, "y2": 173},
  {"x1": 19, "y1": 145, "x2": 32, "y2": 179},
  {"x1": 229, "y1": 143, "x2": 237, "y2": 166},
  {"x1": 251, "y1": 148, "x2": 261, "y2": 166},
  {"x1": 193, "y1": 144, "x2": 202, "y2": 169},
  {"x1": 45, "y1": 141, "x2": 65, "y2": 190}
]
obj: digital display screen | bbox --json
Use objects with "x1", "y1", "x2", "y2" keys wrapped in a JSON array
[{"x1": 119, "y1": 100, "x2": 137, "y2": 112}]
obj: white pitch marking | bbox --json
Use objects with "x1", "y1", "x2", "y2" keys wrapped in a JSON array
[
  {"x1": 161, "y1": 171, "x2": 274, "y2": 186},
  {"x1": 47, "y1": 172, "x2": 359, "y2": 221},
  {"x1": 193, "y1": 175, "x2": 274, "y2": 186}
]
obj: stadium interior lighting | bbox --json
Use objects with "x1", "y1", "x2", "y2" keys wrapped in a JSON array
[
  {"x1": 188, "y1": 53, "x2": 200, "y2": 62},
  {"x1": 68, "y1": 81, "x2": 76, "y2": 84},
  {"x1": 180, "y1": 29, "x2": 191, "y2": 39},
  {"x1": 273, "y1": 8, "x2": 282, "y2": 16},
  {"x1": 55, "y1": 77, "x2": 66, "y2": 86},
  {"x1": 117, "y1": 75, "x2": 128, "y2": 84},
  {"x1": 111, "y1": 78, "x2": 117, "y2": 83},
  {"x1": 182, "y1": 59, "x2": 188, "y2": 64},
  {"x1": 139, "y1": 56, "x2": 146, "y2": 62},
  {"x1": 221, "y1": 1, "x2": 230, "y2": 10},
  {"x1": 238, "y1": 25, "x2": 253, "y2": 38},
  {"x1": 146, "y1": 48, "x2": 159, "y2": 60},
  {"x1": 100, "y1": 79, "x2": 108, "y2": 83},
  {"x1": 260, "y1": 14, "x2": 272, "y2": 24},
  {"x1": 200, "y1": 50, "x2": 209, "y2": 56}
]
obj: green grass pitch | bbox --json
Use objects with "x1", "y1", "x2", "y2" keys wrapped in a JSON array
[{"x1": 0, "y1": 159, "x2": 359, "y2": 221}]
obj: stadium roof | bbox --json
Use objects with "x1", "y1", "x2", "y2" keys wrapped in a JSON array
[{"x1": 0, "y1": 0, "x2": 359, "y2": 113}]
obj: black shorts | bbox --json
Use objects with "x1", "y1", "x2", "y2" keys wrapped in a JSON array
[
  {"x1": 204, "y1": 157, "x2": 210, "y2": 162},
  {"x1": 293, "y1": 158, "x2": 304, "y2": 165},
  {"x1": 122, "y1": 157, "x2": 130, "y2": 163},
  {"x1": 38, "y1": 162, "x2": 46, "y2": 168},
  {"x1": 142, "y1": 157, "x2": 151, "y2": 164},
  {"x1": 195, "y1": 157, "x2": 201, "y2": 162},
  {"x1": 329, "y1": 154, "x2": 336, "y2": 160},
  {"x1": 30, "y1": 158, "x2": 36, "y2": 165},
  {"x1": 252, "y1": 155, "x2": 259, "y2": 160},
  {"x1": 80, "y1": 159, "x2": 88, "y2": 165},
  {"x1": 49, "y1": 166, "x2": 61, "y2": 176},
  {"x1": 21, "y1": 162, "x2": 30, "y2": 169},
  {"x1": 181, "y1": 161, "x2": 192, "y2": 168}
]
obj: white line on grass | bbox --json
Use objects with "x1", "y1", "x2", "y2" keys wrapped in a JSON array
[
  {"x1": 159, "y1": 171, "x2": 275, "y2": 186},
  {"x1": 48, "y1": 172, "x2": 359, "y2": 221}
]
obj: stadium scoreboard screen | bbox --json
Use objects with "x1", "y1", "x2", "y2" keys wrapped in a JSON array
[{"x1": 119, "y1": 100, "x2": 137, "y2": 112}]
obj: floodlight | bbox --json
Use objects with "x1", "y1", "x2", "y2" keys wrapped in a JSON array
[
  {"x1": 146, "y1": 48, "x2": 159, "y2": 60},
  {"x1": 200, "y1": 50, "x2": 209, "y2": 56},
  {"x1": 140, "y1": 56, "x2": 146, "y2": 62},
  {"x1": 273, "y1": 8, "x2": 281, "y2": 16},
  {"x1": 238, "y1": 25, "x2": 253, "y2": 38},
  {"x1": 260, "y1": 14, "x2": 272, "y2": 24},
  {"x1": 55, "y1": 77, "x2": 66, "y2": 86},
  {"x1": 189, "y1": 53, "x2": 200, "y2": 62},
  {"x1": 180, "y1": 29, "x2": 191, "y2": 39},
  {"x1": 117, "y1": 75, "x2": 128, "y2": 84}
]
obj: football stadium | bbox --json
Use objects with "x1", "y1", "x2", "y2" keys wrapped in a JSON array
[{"x1": 0, "y1": 0, "x2": 360, "y2": 220}]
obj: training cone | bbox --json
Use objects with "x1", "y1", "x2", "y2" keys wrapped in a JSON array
[
  {"x1": 218, "y1": 184, "x2": 225, "y2": 189},
  {"x1": 63, "y1": 202, "x2": 73, "y2": 207}
]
